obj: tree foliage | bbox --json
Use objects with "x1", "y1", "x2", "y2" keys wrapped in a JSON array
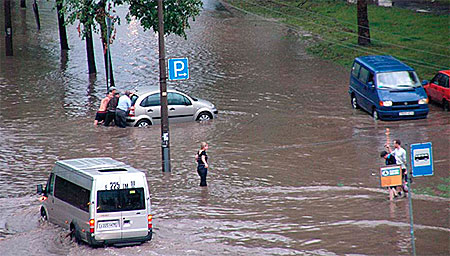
[
  {"x1": 59, "y1": 0, "x2": 121, "y2": 39},
  {"x1": 59, "y1": 0, "x2": 202, "y2": 40},
  {"x1": 126, "y1": 0, "x2": 202, "y2": 39}
]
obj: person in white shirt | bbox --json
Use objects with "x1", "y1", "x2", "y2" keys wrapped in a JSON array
[
  {"x1": 385, "y1": 139, "x2": 408, "y2": 196},
  {"x1": 115, "y1": 90, "x2": 132, "y2": 128}
]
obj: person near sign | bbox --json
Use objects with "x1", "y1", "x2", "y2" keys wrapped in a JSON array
[
  {"x1": 386, "y1": 139, "x2": 409, "y2": 196},
  {"x1": 380, "y1": 151, "x2": 399, "y2": 200}
]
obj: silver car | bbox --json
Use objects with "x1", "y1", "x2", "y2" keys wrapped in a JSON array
[{"x1": 126, "y1": 86, "x2": 218, "y2": 127}]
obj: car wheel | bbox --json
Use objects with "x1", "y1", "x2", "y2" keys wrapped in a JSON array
[
  {"x1": 443, "y1": 100, "x2": 449, "y2": 112},
  {"x1": 40, "y1": 207, "x2": 48, "y2": 222},
  {"x1": 196, "y1": 112, "x2": 212, "y2": 121},
  {"x1": 372, "y1": 108, "x2": 379, "y2": 120},
  {"x1": 70, "y1": 224, "x2": 81, "y2": 244},
  {"x1": 351, "y1": 95, "x2": 359, "y2": 109},
  {"x1": 136, "y1": 119, "x2": 151, "y2": 127}
]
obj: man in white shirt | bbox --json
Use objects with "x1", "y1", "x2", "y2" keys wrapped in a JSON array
[
  {"x1": 115, "y1": 90, "x2": 132, "y2": 128},
  {"x1": 386, "y1": 139, "x2": 408, "y2": 196}
]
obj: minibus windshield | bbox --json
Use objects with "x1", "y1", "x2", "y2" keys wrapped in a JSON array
[
  {"x1": 97, "y1": 188, "x2": 145, "y2": 213},
  {"x1": 377, "y1": 71, "x2": 421, "y2": 89}
]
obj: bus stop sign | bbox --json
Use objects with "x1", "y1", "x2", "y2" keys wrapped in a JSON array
[{"x1": 411, "y1": 142, "x2": 433, "y2": 177}]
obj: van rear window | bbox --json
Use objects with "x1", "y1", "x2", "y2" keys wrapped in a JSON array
[{"x1": 97, "y1": 188, "x2": 145, "y2": 213}]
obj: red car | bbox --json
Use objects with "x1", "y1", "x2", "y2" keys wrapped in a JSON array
[{"x1": 424, "y1": 70, "x2": 450, "y2": 111}]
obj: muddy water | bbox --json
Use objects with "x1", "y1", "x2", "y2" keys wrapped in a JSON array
[{"x1": 0, "y1": 0, "x2": 449, "y2": 255}]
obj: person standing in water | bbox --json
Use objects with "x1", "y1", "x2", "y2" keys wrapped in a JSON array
[{"x1": 195, "y1": 142, "x2": 209, "y2": 187}]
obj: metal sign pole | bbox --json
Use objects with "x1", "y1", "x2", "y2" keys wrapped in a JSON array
[
  {"x1": 157, "y1": 0, "x2": 171, "y2": 172},
  {"x1": 406, "y1": 144, "x2": 416, "y2": 256},
  {"x1": 106, "y1": 0, "x2": 111, "y2": 93}
]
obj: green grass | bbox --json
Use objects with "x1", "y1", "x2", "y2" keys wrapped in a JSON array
[
  {"x1": 224, "y1": 0, "x2": 450, "y2": 79},
  {"x1": 412, "y1": 177, "x2": 450, "y2": 198}
]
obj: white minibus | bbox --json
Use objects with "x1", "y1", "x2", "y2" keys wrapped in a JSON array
[{"x1": 37, "y1": 157, "x2": 152, "y2": 246}]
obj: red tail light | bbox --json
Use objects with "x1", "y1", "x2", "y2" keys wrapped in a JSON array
[
  {"x1": 148, "y1": 215, "x2": 152, "y2": 229},
  {"x1": 129, "y1": 106, "x2": 135, "y2": 117},
  {"x1": 89, "y1": 219, "x2": 95, "y2": 233}
]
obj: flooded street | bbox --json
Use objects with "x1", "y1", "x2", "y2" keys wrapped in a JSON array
[{"x1": 0, "y1": 0, "x2": 449, "y2": 255}]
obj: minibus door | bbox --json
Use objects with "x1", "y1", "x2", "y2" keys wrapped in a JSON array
[
  {"x1": 45, "y1": 173, "x2": 61, "y2": 224},
  {"x1": 120, "y1": 177, "x2": 148, "y2": 239},
  {"x1": 95, "y1": 179, "x2": 122, "y2": 240}
]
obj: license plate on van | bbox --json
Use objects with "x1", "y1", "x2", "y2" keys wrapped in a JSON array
[
  {"x1": 98, "y1": 220, "x2": 120, "y2": 230},
  {"x1": 399, "y1": 111, "x2": 414, "y2": 116}
]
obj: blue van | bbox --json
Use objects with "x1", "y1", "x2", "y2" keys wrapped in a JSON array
[{"x1": 348, "y1": 55, "x2": 429, "y2": 120}]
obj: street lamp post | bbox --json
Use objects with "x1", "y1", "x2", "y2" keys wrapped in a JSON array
[{"x1": 157, "y1": 0, "x2": 171, "y2": 172}]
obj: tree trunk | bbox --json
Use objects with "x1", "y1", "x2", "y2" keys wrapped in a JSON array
[
  {"x1": 96, "y1": 3, "x2": 115, "y2": 87},
  {"x1": 85, "y1": 25, "x2": 97, "y2": 74},
  {"x1": 357, "y1": 0, "x2": 371, "y2": 46},
  {"x1": 4, "y1": 0, "x2": 13, "y2": 56},
  {"x1": 56, "y1": 0, "x2": 69, "y2": 50},
  {"x1": 32, "y1": 0, "x2": 41, "y2": 30}
]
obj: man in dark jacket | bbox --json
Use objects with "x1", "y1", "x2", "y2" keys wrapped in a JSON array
[
  {"x1": 104, "y1": 88, "x2": 119, "y2": 127},
  {"x1": 380, "y1": 151, "x2": 399, "y2": 200}
]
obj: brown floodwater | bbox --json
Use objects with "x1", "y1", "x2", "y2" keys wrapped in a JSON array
[{"x1": 0, "y1": 0, "x2": 449, "y2": 255}]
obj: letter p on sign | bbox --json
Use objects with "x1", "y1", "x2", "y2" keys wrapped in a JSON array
[{"x1": 168, "y1": 58, "x2": 189, "y2": 81}]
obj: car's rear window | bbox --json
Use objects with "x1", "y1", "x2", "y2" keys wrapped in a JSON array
[
  {"x1": 131, "y1": 94, "x2": 139, "y2": 106},
  {"x1": 97, "y1": 188, "x2": 145, "y2": 213}
]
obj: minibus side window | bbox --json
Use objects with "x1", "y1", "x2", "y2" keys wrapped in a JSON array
[
  {"x1": 352, "y1": 62, "x2": 361, "y2": 78},
  {"x1": 46, "y1": 174, "x2": 55, "y2": 196},
  {"x1": 367, "y1": 73, "x2": 374, "y2": 84},
  {"x1": 54, "y1": 176, "x2": 90, "y2": 212},
  {"x1": 359, "y1": 67, "x2": 370, "y2": 84}
]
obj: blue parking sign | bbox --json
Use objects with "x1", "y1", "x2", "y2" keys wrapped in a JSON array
[
  {"x1": 168, "y1": 58, "x2": 189, "y2": 80},
  {"x1": 411, "y1": 142, "x2": 433, "y2": 177}
]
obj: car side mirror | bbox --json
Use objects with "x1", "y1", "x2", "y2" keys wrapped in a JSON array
[
  {"x1": 421, "y1": 80, "x2": 428, "y2": 86},
  {"x1": 368, "y1": 81, "x2": 375, "y2": 88},
  {"x1": 36, "y1": 184, "x2": 44, "y2": 195}
]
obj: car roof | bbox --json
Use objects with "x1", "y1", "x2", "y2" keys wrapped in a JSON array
[
  {"x1": 355, "y1": 55, "x2": 414, "y2": 73},
  {"x1": 439, "y1": 70, "x2": 450, "y2": 76},
  {"x1": 56, "y1": 157, "x2": 142, "y2": 177},
  {"x1": 134, "y1": 86, "x2": 177, "y2": 95}
]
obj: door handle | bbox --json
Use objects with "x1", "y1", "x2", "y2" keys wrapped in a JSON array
[
  {"x1": 169, "y1": 108, "x2": 175, "y2": 111},
  {"x1": 124, "y1": 220, "x2": 130, "y2": 224},
  {"x1": 147, "y1": 109, "x2": 153, "y2": 112}
]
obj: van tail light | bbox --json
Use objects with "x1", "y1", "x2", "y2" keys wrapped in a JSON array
[
  {"x1": 129, "y1": 106, "x2": 135, "y2": 117},
  {"x1": 148, "y1": 215, "x2": 152, "y2": 229},
  {"x1": 89, "y1": 219, "x2": 95, "y2": 233}
]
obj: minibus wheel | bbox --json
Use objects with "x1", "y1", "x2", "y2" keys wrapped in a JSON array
[
  {"x1": 351, "y1": 95, "x2": 359, "y2": 109},
  {"x1": 70, "y1": 224, "x2": 81, "y2": 244},
  {"x1": 40, "y1": 207, "x2": 48, "y2": 222},
  {"x1": 372, "y1": 108, "x2": 379, "y2": 120}
]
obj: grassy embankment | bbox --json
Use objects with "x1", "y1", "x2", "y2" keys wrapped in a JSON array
[
  {"x1": 224, "y1": 0, "x2": 449, "y2": 80},
  {"x1": 224, "y1": 0, "x2": 450, "y2": 198}
]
